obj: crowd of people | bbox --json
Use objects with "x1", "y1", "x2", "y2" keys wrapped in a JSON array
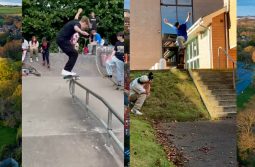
[{"x1": 22, "y1": 8, "x2": 125, "y2": 87}]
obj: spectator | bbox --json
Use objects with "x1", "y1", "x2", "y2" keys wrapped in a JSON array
[
  {"x1": 89, "y1": 11, "x2": 99, "y2": 30},
  {"x1": 88, "y1": 29, "x2": 102, "y2": 54},
  {"x1": 129, "y1": 72, "x2": 153, "y2": 115},
  {"x1": 22, "y1": 38, "x2": 29, "y2": 62},
  {"x1": 41, "y1": 37, "x2": 50, "y2": 68},
  {"x1": 29, "y1": 35, "x2": 39, "y2": 62},
  {"x1": 89, "y1": 12, "x2": 99, "y2": 43},
  {"x1": 106, "y1": 32, "x2": 125, "y2": 86},
  {"x1": 0, "y1": 158, "x2": 19, "y2": 167}
]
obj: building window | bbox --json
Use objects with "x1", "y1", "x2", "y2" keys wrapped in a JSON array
[
  {"x1": 161, "y1": 0, "x2": 193, "y2": 34},
  {"x1": 178, "y1": 0, "x2": 192, "y2": 5}
]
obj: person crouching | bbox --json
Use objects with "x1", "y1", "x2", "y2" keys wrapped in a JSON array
[{"x1": 129, "y1": 72, "x2": 153, "y2": 115}]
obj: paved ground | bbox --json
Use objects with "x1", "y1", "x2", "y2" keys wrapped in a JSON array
[
  {"x1": 22, "y1": 53, "x2": 123, "y2": 167},
  {"x1": 157, "y1": 119, "x2": 237, "y2": 167}
]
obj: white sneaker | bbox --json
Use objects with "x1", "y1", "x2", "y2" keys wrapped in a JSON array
[
  {"x1": 71, "y1": 72, "x2": 77, "y2": 75},
  {"x1": 36, "y1": 57, "x2": 39, "y2": 62},
  {"x1": 30, "y1": 58, "x2": 33, "y2": 63},
  {"x1": 61, "y1": 69, "x2": 74, "y2": 76},
  {"x1": 131, "y1": 108, "x2": 143, "y2": 115}
]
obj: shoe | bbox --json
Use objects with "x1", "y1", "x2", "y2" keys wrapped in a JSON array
[
  {"x1": 61, "y1": 69, "x2": 75, "y2": 76},
  {"x1": 42, "y1": 61, "x2": 45, "y2": 66},
  {"x1": 47, "y1": 64, "x2": 50, "y2": 69},
  {"x1": 105, "y1": 75, "x2": 112, "y2": 78},
  {"x1": 36, "y1": 57, "x2": 39, "y2": 62},
  {"x1": 30, "y1": 58, "x2": 33, "y2": 63},
  {"x1": 131, "y1": 108, "x2": 143, "y2": 115},
  {"x1": 71, "y1": 71, "x2": 77, "y2": 75}
]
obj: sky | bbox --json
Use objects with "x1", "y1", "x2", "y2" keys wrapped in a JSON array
[
  {"x1": 237, "y1": 0, "x2": 255, "y2": 16},
  {"x1": 0, "y1": 0, "x2": 22, "y2": 6},
  {"x1": 124, "y1": 0, "x2": 130, "y2": 9}
]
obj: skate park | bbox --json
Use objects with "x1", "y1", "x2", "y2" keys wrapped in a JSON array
[{"x1": 22, "y1": 52, "x2": 124, "y2": 167}]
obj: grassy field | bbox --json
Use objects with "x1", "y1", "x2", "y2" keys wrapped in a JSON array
[
  {"x1": 131, "y1": 119, "x2": 174, "y2": 167},
  {"x1": 0, "y1": 6, "x2": 22, "y2": 15},
  {"x1": 0, "y1": 126, "x2": 16, "y2": 152},
  {"x1": 130, "y1": 69, "x2": 209, "y2": 167},
  {"x1": 237, "y1": 86, "x2": 255, "y2": 110}
]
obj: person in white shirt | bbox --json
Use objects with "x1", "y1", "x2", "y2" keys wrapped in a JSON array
[
  {"x1": 22, "y1": 38, "x2": 29, "y2": 62},
  {"x1": 129, "y1": 72, "x2": 153, "y2": 115},
  {"x1": 29, "y1": 35, "x2": 39, "y2": 62}
]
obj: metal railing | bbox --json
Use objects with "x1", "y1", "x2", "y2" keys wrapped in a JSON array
[
  {"x1": 218, "y1": 47, "x2": 236, "y2": 89},
  {"x1": 68, "y1": 78, "x2": 124, "y2": 152}
]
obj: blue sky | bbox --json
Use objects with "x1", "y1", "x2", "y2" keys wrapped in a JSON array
[
  {"x1": 0, "y1": 0, "x2": 21, "y2": 6},
  {"x1": 238, "y1": 0, "x2": 255, "y2": 16},
  {"x1": 124, "y1": 0, "x2": 130, "y2": 9}
]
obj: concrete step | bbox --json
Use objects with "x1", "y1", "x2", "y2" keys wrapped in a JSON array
[
  {"x1": 214, "y1": 94, "x2": 236, "y2": 101},
  {"x1": 216, "y1": 105, "x2": 237, "y2": 113},
  {"x1": 200, "y1": 83, "x2": 234, "y2": 89},
  {"x1": 209, "y1": 89, "x2": 236, "y2": 95},
  {"x1": 218, "y1": 100, "x2": 236, "y2": 106},
  {"x1": 192, "y1": 73, "x2": 234, "y2": 79},
  {"x1": 202, "y1": 89, "x2": 236, "y2": 96}
]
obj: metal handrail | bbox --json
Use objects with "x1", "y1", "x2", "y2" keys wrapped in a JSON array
[
  {"x1": 69, "y1": 79, "x2": 124, "y2": 152},
  {"x1": 218, "y1": 47, "x2": 236, "y2": 89}
]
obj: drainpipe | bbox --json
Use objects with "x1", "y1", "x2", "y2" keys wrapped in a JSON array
[{"x1": 225, "y1": 0, "x2": 230, "y2": 68}]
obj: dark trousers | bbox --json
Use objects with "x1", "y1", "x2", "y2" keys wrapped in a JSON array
[
  {"x1": 57, "y1": 38, "x2": 78, "y2": 72},
  {"x1": 42, "y1": 51, "x2": 50, "y2": 64}
]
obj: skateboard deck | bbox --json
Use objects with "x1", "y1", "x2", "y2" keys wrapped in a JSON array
[
  {"x1": 63, "y1": 75, "x2": 80, "y2": 80},
  {"x1": 22, "y1": 64, "x2": 41, "y2": 76}
]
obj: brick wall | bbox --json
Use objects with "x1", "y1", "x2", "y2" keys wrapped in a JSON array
[{"x1": 212, "y1": 13, "x2": 227, "y2": 69}]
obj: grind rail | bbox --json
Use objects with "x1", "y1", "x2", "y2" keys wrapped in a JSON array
[{"x1": 68, "y1": 78, "x2": 124, "y2": 152}]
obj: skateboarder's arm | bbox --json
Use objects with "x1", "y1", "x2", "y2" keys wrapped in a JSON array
[
  {"x1": 74, "y1": 8, "x2": 83, "y2": 20},
  {"x1": 163, "y1": 18, "x2": 174, "y2": 28},
  {"x1": 74, "y1": 25, "x2": 89, "y2": 36},
  {"x1": 185, "y1": 12, "x2": 191, "y2": 23}
]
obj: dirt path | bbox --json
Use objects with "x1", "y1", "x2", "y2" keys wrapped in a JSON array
[{"x1": 155, "y1": 119, "x2": 237, "y2": 167}]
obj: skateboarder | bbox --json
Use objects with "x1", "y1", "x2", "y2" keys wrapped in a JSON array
[
  {"x1": 164, "y1": 12, "x2": 191, "y2": 49},
  {"x1": 106, "y1": 32, "x2": 125, "y2": 86},
  {"x1": 129, "y1": 72, "x2": 153, "y2": 115},
  {"x1": 57, "y1": 8, "x2": 89, "y2": 76}
]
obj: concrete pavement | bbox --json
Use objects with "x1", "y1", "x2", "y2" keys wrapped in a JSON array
[{"x1": 22, "y1": 53, "x2": 124, "y2": 167}]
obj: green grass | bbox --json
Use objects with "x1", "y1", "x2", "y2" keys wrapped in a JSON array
[
  {"x1": 237, "y1": 86, "x2": 255, "y2": 110},
  {"x1": 131, "y1": 119, "x2": 174, "y2": 167},
  {"x1": 0, "y1": 126, "x2": 16, "y2": 151},
  {"x1": 130, "y1": 70, "x2": 209, "y2": 167},
  {"x1": 0, "y1": 6, "x2": 21, "y2": 15}
]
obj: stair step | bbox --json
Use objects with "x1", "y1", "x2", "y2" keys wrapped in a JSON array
[
  {"x1": 218, "y1": 100, "x2": 236, "y2": 106},
  {"x1": 193, "y1": 73, "x2": 234, "y2": 79},
  {"x1": 214, "y1": 94, "x2": 236, "y2": 101},
  {"x1": 206, "y1": 89, "x2": 236, "y2": 95},
  {"x1": 215, "y1": 112, "x2": 237, "y2": 118},
  {"x1": 216, "y1": 105, "x2": 237, "y2": 113},
  {"x1": 200, "y1": 83, "x2": 234, "y2": 89}
]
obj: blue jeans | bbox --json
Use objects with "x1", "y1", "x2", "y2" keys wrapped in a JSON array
[{"x1": 0, "y1": 158, "x2": 19, "y2": 167}]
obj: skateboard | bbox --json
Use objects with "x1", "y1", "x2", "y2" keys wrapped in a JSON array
[
  {"x1": 22, "y1": 64, "x2": 41, "y2": 76},
  {"x1": 63, "y1": 75, "x2": 80, "y2": 80}
]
